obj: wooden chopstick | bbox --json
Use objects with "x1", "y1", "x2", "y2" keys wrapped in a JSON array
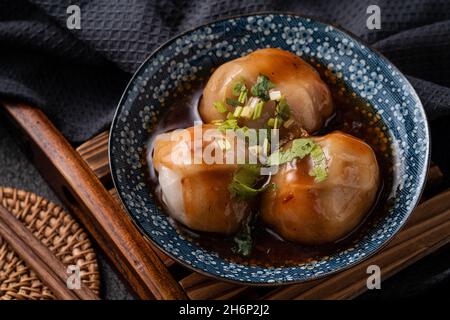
[{"x1": 0, "y1": 205, "x2": 99, "y2": 300}]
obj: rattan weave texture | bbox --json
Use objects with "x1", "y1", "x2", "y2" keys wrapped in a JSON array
[{"x1": 0, "y1": 187, "x2": 100, "y2": 300}]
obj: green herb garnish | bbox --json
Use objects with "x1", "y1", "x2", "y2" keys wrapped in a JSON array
[
  {"x1": 232, "y1": 214, "x2": 253, "y2": 257},
  {"x1": 276, "y1": 97, "x2": 291, "y2": 120},
  {"x1": 251, "y1": 75, "x2": 275, "y2": 101},
  {"x1": 226, "y1": 111, "x2": 235, "y2": 119},
  {"x1": 267, "y1": 138, "x2": 314, "y2": 166},
  {"x1": 226, "y1": 97, "x2": 240, "y2": 107},
  {"x1": 267, "y1": 138, "x2": 328, "y2": 182},
  {"x1": 229, "y1": 164, "x2": 269, "y2": 199},
  {"x1": 309, "y1": 143, "x2": 328, "y2": 182},
  {"x1": 252, "y1": 101, "x2": 265, "y2": 120},
  {"x1": 232, "y1": 80, "x2": 248, "y2": 104},
  {"x1": 213, "y1": 101, "x2": 228, "y2": 113},
  {"x1": 238, "y1": 90, "x2": 248, "y2": 104},
  {"x1": 266, "y1": 97, "x2": 291, "y2": 128},
  {"x1": 273, "y1": 116, "x2": 282, "y2": 129},
  {"x1": 232, "y1": 80, "x2": 246, "y2": 96},
  {"x1": 217, "y1": 119, "x2": 240, "y2": 132},
  {"x1": 240, "y1": 106, "x2": 254, "y2": 119},
  {"x1": 233, "y1": 106, "x2": 243, "y2": 118}
]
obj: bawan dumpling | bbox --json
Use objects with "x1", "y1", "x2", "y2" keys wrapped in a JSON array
[
  {"x1": 261, "y1": 131, "x2": 380, "y2": 244},
  {"x1": 200, "y1": 48, "x2": 333, "y2": 138},
  {"x1": 152, "y1": 124, "x2": 250, "y2": 234}
]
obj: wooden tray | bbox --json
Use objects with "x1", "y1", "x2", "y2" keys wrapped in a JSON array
[{"x1": 2, "y1": 102, "x2": 449, "y2": 300}]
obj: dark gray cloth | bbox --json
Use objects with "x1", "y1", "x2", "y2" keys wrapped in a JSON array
[
  {"x1": 0, "y1": 0, "x2": 449, "y2": 299},
  {"x1": 1, "y1": 0, "x2": 450, "y2": 143}
]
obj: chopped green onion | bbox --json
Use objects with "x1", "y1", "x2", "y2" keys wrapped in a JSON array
[
  {"x1": 233, "y1": 106, "x2": 243, "y2": 118},
  {"x1": 267, "y1": 117, "x2": 275, "y2": 128},
  {"x1": 217, "y1": 119, "x2": 240, "y2": 132},
  {"x1": 252, "y1": 101, "x2": 264, "y2": 120},
  {"x1": 238, "y1": 90, "x2": 248, "y2": 104},
  {"x1": 273, "y1": 116, "x2": 283, "y2": 129},
  {"x1": 226, "y1": 112, "x2": 235, "y2": 119},
  {"x1": 241, "y1": 106, "x2": 254, "y2": 119},
  {"x1": 269, "y1": 89, "x2": 282, "y2": 101},
  {"x1": 247, "y1": 96, "x2": 260, "y2": 109},
  {"x1": 213, "y1": 101, "x2": 227, "y2": 113}
]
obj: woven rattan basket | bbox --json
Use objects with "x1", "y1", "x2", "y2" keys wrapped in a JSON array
[{"x1": 0, "y1": 187, "x2": 100, "y2": 300}]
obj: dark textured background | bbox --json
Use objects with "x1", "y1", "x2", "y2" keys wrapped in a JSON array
[{"x1": 0, "y1": 0, "x2": 449, "y2": 299}]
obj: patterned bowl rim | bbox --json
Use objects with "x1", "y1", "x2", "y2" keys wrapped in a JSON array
[{"x1": 109, "y1": 12, "x2": 430, "y2": 285}]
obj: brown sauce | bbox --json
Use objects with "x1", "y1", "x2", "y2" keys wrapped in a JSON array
[{"x1": 145, "y1": 71, "x2": 397, "y2": 267}]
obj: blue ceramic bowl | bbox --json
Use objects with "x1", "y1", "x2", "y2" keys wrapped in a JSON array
[{"x1": 109, "y1": 13, "x2": 430, "y2": 284}]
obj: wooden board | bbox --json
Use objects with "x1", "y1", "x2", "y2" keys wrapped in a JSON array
[
  {"x1": 3, "y1": 101, "x2": 449, "y2": 300},
  {"x1": 75, "y1": 128, "x2": 450, "y2": 300}
]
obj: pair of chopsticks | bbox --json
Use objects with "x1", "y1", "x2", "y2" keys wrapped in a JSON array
[{"x1": 0, "y1": 205, "x2": 98, "y2": 300}]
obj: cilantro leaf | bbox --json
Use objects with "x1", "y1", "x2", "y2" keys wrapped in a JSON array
[
  {"x1": 309, "y1": 144, "x2": 328, "y2": 182},
  {"x1": 232, "y1": 216, "x2": 253, "y2": 257},
  {"x1": 266, "y1": 138, "x2": 329, "y2": 182},
  {"x1": 232, "y1": 80, "x2": 246, "y2": 96},
  {"x1": 229, "y1": 164, "x2": 269, "y2": 199},
  {"x1": 267, "y1": 138, "x2": 315, "y2": 166},
  {"x1": 276, "y1": 97, "x2": 291, "y2": 120},
  {"x1": 251, "y1": 75, "x2": 275, "y2": 101},
  {"x1": 226, "y1": 97, "x2": 240, "y2": 107}
]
